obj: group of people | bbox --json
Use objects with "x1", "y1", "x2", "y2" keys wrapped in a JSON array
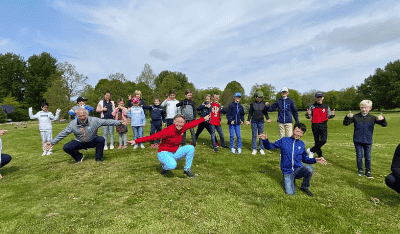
[{"x1": 0, "y1": 87, "x2": 399, "y2": 197}]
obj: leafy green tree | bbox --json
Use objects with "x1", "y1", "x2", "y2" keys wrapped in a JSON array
[
  {"x1": 0, "y1": 94, "x2": 28, "y2": 122},
  {"x1": 301, "y1": 89, "x2": 318, "y2": 110},
  {"x1": 323, "y1": 90, "x2": 339, "y2": 110},
  {"x1": 0, "y1": 53, "x2": 27, "y2": 102},
  {"x1": 57, "y1": 62, "x2": 88, "y2": 102},
  {"x1": 337, "y1": 87, "x2": 360, "y2": 111},
  {"x1": 25, "y1": 52, "x2": 58, "y2": 110},
  {"x1": 221, "y1": 81, "x2": 245, "y2": 106},
  {"x1": 358, "y1": 60, "x2": 400, "y2": 110},
  {"x1": 136, "y1": 64, "x2": 156, "y2": 90},
  {"x1": 43, "y1": 75, "x2": 72, "y2": 120}
]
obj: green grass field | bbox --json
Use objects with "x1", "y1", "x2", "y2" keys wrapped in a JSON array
[{"x1": 0, "y1": 111, "x2": 399, "y2": 234}]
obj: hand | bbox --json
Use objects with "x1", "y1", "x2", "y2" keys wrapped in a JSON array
[
  {"x1": 267, "y1": 119, "x2": 272, "y2": 123},
  {"x1": 246, "y1": 121, "x2": 250, "y2": 125},
  {"x1": 128, "y1": 95, "x2": 132, "y2": 100},
  {"x1": 377, "y1": 113, "x2": 384, "y2": 121},
  {"x1": 265, "y1": 102, "x2": 269, "y2": 106},
  {"x1": 206, "y1": 104, "x2": 211, "y2": 108},
  {"x1": 127, "y1": 140, "x2": 136, "y2": 145},
  {"x1": 347, "y1": 111, "x2": 354, "y2": 118},
  {"x1": 0, "y1": 174, "x2": 2, "y2": 179},
  {"x1": 57, "y1": 108, "x2": 61, "y2": 112},
  {"x1": 240, "y1": 121, "x2": 243, "y2": 125},
  {"x1": 316, "y1": 157, "x2": 327, "y2": 165},
  {"x1": 307, "y1": 109, "x2": 312, "y2": 115},
  {"x1": 103, "y1": 107, "x2": 108, "y2": 112},
  {"x1": 143, "y1": 124, "x2": 146, "y2": 127},
  {"x1": 121, "y1": 118, "x2": 130, "y2": 125},
  {"x1": 0, "y1": 130, "x2": 6, "y2": 136},
  {"x1": 44, "y1": 142, "x2": 53, "y2": 151},
  {"x1": 331, "y1": 109, "x2": 336, "y2": 116},
  {"x1": 204, "y1": 114, "x2": 211, "y2": 121},
  {"x1": 258, "y1": 133, "x2": 268, "y2": 140},
  {"x1": 231, "y1": 120, "x2": 235, "y2": 125}
]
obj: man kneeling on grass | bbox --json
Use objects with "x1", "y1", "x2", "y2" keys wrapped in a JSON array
[
  {"x1": 44, "y1": 108, "x2": 129, "y2": 164},
  {"x1": 259, "y1": 123, "x2": 327, "y2": 197}
]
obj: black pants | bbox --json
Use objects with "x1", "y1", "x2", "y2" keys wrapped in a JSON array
[
  {"x1": 63, "y1": 136, "x2": 105, "y2": 162},
  {"x1": 195, "y1": 121, "x2": 218, "y2": 144},
  {"x1": 150, "y1": 120, "x2": 163, "y2": 144},
  {"x1": 182, "y1": 120, "x2": 196, "y2": 146},
  {"x1": 385, "y1": 173, "x2": 400, "y2": 194},
  {"x1": 0, "y1": 154, "x2": 12, "y2": 168},
  {"x1": 310, "y1": 122, "x2": 327, "y2": 157}
]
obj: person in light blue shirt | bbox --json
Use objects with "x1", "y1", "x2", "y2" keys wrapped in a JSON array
[{"x1": 127, "y1": 97, "x2": 146, "y2": 149}]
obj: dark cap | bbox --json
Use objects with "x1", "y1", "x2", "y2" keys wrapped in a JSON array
[
  {"x1": 77, "y1": 97, "x2": 88, "y2": 103},
  {"x1": 315, "y1": 92, "x2": 324, "y2": 98}
]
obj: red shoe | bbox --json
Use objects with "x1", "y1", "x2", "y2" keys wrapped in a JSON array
[{"x1": 216, "y1": 142, "x2": 220, "y2": 147}]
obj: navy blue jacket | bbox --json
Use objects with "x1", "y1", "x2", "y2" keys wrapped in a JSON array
[
  {"x1": 143, "y1": 104, "x2": 165, "y2": 122},
  {"x1": 267, "y1": 97, "x2": 299, "y2": 124},
  {"x1": 226, "y1": 101, "x2": 245, "y2": 125},
  {"x1": 262, "y1": 137, "x2": 316, "y2": 174},
  {"x1": 343, "y1": 113, "x2": 387, "y2": 144},
  {"x1": 196, "y1": 101, "x2": 212, "y2": 117}
]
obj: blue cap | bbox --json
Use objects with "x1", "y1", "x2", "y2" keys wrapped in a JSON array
[{"x1": 234, "y1": 92, "x2": 242, "y2": 98}]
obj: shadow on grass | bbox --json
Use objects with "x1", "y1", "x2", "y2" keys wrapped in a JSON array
[{"x1": 348, "y1": 180, "x2": 400, "y2": 206}]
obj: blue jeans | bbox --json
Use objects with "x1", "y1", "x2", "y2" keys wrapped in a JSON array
[
  {"x1": 283, "y1": 165, "x2": 314, "y2": 196},
  {"x1": 229, "y1": 124, "x2": 242, "y2": 149},
  {"x1": 210, "y1": 124, "x2": 226, "y2": 148},
  {"x1": 132, "y1": 126, "x2": 143, "y2": 140},
  {"x1": 354, "y1": 142, "x2": 372, "y2": 172},
  {"x1": 0, "y1": 154, "x2": 12, "y2": 168},
  {"x1": 251, "y1": 121, "x2": 264, "y2": 150},
  {"x1": 157, "y1": 145, "x2": 195, "y2": 170},
  {"x1": 102, "y1": 126, "x2": 114, "y2": 146}
]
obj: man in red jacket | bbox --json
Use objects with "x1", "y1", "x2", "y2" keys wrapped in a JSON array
[
  {"x1": 305, "y1": 92, "x2": 335, "y2": 158},
  {"x1": 128, "y1": 114, "x2": 210, "y2": 177}
]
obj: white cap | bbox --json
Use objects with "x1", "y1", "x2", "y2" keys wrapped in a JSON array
[{"x1": 280, "y1": 87, "x2": 289, "y2": 93}]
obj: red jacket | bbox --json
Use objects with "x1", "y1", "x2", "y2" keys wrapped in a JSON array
[
  {"x1": 306, "y1": 102, "x2": 334, "y2": 123},
  {"x1": 135, "y1": 117, "x2": 205, "y2": 153}
]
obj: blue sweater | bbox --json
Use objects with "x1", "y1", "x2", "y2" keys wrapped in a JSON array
[
  {"x1": 226, "y1": 101, "x2": 245, "y2": 125},
  {"x1": 262, "y1": 137, "x2": 316, "y2": 174},
  {"x1": 127, "y1": 106, "x2": 146, "y2": 126},
  {"x1": 343, "y1": 113, "x2": 387, "y2": 144},
  {"x1": 267, "y1": 97, "x2": 299, "y2": 124}
]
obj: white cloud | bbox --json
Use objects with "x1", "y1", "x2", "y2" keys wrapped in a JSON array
[{"x1": 0, "y1": 39, "x2": 7, "y2": 46}]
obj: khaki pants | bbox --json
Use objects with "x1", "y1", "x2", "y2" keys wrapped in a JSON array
[{"x1": 278, "y1": 123, "x2": 292, "y2": 138}]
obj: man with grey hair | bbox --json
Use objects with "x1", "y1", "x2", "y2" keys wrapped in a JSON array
[{"x1": 44, "y1": 108, "x2": 128, "y2": 164}]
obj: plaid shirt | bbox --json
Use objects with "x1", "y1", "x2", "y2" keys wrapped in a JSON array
[{"x1": 51, "y1": 116, "x2": 123, "y2": 145}]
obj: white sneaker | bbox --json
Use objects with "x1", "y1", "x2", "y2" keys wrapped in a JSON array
[
  {"x1": 133, "y1": 145, "x2": 138, "y2": 149},
  {"x1": 307, "y1": 148, "x2": 314, "y2": 158},
  {"x1": 231, "y1": 148, "x2": 236, "y2": 154},
  {"x1": 42, "y1": 151, "x2": 47, "y2": 156},
  {"x1": 260, "y1": 149, "x2": 265, "y2": 155},
  {"x1": 140, "y1": 144, "x2": 145, "y2": 149},
  {"x1": 237, "y1": 148, "x2": 242, "y2": 154},
  {"x1": 104, "y1": 145, "x2": 108, "y2": 150},
  {"x1": 109, "y1": 145, "x2": 114, "y2": 150},
  {"x1": 46, "y1": 151, "x2": 52, "y2": 155},
  {"x1": 252, "y1": 149, "x2": 257, "y2": 155}
]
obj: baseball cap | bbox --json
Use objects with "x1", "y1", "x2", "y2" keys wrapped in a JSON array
[
  {"x1": 280, "y1": 87, "x2": 289, "y2": 93},
  {"x1": 315, "y1": 92, "x2": 324, "y2": 98},
  {"x1": 77, "y1": 97, "x2": 88, "y2": 103},
  {"x1": 234, "y1": 92, "x2": 242, "y2": 98}
]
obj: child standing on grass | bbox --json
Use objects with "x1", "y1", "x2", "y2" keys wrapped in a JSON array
[
  {"x1": 143, "y1": 97, "x2": 165, "y2": 148},
  {"x1": 161, "y1": 90, "x2": 180, "y2": 127},
  {"x1": 209, "y1": 93, "x2": 228, "y2": 152},
  {"x1": 112, "y1": 99, "x2": 129, "y2": 149},
  {"x1": 68, "y1": 97, "x2": 94, "y2": 119},
  {"x1": 246, "y1": 91, "x2": 271, "y2": 155},
  {"x1": 343, "y1": 100, "x2": 387, "y2": 178},
  {"x1": 176, "y1": 90, "x2": 197, "y2": 146},
  {"x1": 127, "y1": 97, "x2": 146, "y2": 149},
  {"x1": 195, "y1": 94, "x2": 219, "y2": 147},
  {"x1": 226, "y1": 92, "x2": 245, "y2": 154},
  {"x1": 0, "y1": 129, "x2": 12, "y2": 180},
  {"x1": 29, "y1": 102, "x2": 61, "y2": 156},
  {"x1": 128, "y1": 90, "x2": 147, "y2": 114}
]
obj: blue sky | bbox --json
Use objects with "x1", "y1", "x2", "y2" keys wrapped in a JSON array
[{"x1": 1, "y1": 0, "x2": 399, "y2": 95}]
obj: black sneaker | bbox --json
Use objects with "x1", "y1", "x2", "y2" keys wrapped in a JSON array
[
  {"x1": 161, "y1": 169, "x2": 168, "y2": 175},
  {"x1": 358, "y1": 170, "x2": 364, "y2": 176},
  {"x1": 183, "y1": 169, "x2": 195, "y2": 178},
  {"x1": 300, "y1": 188, "x2": 314, "y2": 197},
  {"x1": 221, "y1": 145, "x2": 229, "y2": 149},
  {"x1": 75, "y1": 155, "x2": 85, "y2": 164},
  {"x1": 213, "y1": 147, "x2": 218, "y2": 153},
  {"x1": 365, "y1": 171, "x2": 373, "y2": 178}
]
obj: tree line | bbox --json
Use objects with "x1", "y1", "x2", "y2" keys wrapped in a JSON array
[{"x1": 1, "y1": 51, "x2": 399, "y2": 122}]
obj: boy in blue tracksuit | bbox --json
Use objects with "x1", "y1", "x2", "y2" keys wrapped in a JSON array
[
  {"x1": 127, "y1": 97, "x2": 146, "y2": 149},
  {"x1": 68, "y1": 97, "x2": 94, "y2": 119},
  {"x1": 225, "y1": 92, "x2": 245, "y2": 154},
  {"x1": 259, "y1": 123, "x2": 327, "y2": 197},
  {"x1": 143, "y1": 97, "x2": 165, "y2": 148},
  {"x1": 266, "y1": 87, "x2": 299, "y2": 138}
]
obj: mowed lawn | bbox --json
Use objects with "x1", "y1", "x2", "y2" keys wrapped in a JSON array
[{"x1": 0, "y1": 111, "x2": 399, "y2": 234}]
